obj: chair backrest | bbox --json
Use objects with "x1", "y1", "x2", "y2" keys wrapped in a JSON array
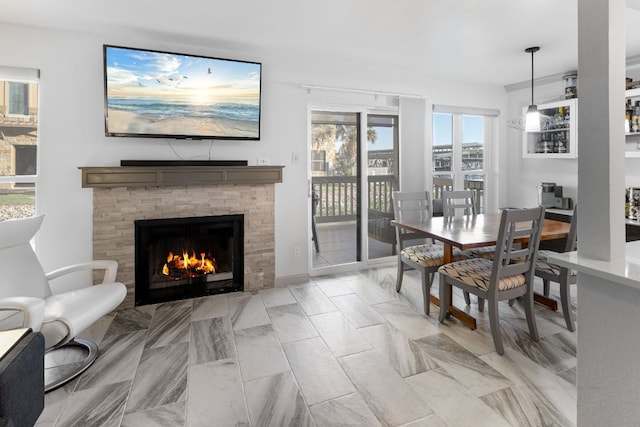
[
  {"x1": 442, "y1": 190, "x2": 477, "y2": 217},
  {"x1": 564, "y1": 204, "x2": 578, "y2": 252},
  {"x1": 392, "y1": 191, "x2": 432, "y2": 247},
  {"x1": 490, "y1": 207, "x2": 545, "y2": 294},
  {"x1": 0, "y1": 215, "x2": 51, "y2": 299}
]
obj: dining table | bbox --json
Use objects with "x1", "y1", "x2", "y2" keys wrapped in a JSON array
[{"x1": 392, "y1": 212, "x2": 570, "y2": 330}]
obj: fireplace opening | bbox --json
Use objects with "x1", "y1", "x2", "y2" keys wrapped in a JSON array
[{"x1": 135, "y1": 214, "x2": 244, "y2": 306}]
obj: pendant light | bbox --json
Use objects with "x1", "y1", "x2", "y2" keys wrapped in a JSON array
[
  {"x1": 507, "y1": 46, "x2": 552, "y2": 132},
  {"x1": 524, "y1": 47, "x2": 541, "y2": 131}
]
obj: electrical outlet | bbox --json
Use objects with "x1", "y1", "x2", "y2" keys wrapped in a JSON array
[
  {"x1": 256, "y1": 157, "x2": 269, "y2": 165},
  {"x1": 294, "y1": 245, "x2": 301, "y2": 257},
  {"x1": 292, "y1": 152, "x2": 300, "y2": 164}
]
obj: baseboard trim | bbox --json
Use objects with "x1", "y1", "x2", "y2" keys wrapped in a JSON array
[{"x1": 274, "y1": 274, "x2": 311, "y2": 287}]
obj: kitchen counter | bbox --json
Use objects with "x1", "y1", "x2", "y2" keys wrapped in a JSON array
[
  {"x1": 549, "y1": 241, "x2": 640, "y2": 290},
  {"x1": 544, "y1": 208, "x2": 640, "y2": 242}
]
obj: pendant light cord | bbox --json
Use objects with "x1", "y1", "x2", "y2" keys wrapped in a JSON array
[{"x1": 525, "y1": 46, "x2": 540, "y2": 106}]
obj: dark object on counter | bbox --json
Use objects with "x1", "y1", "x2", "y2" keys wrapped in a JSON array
[{"x1": 0, "y1": 330, "x2": 45, "y2": 427}]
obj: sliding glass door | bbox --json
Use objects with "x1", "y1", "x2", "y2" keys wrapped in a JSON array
[
  {"x1": 311, "y1": 111, "x2": 361, "y2": 268},
  {"x1": 310, "y1": 110, "x2": 399, "y2": 269},
  {"x1": 367, "y1": 114, "x2": 399, "y2": 260}
]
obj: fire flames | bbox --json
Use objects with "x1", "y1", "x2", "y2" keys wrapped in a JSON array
[{"x1": 162, "y1": 250, "x2": 217, "y2": 279}]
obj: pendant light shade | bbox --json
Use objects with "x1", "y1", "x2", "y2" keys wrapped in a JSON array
[
  {"x1": 525, "y1": 105, "x2": 541, "y2": 132},
  {"x1": 507, "y1": 46, "x2": 552, "y2": 132}
]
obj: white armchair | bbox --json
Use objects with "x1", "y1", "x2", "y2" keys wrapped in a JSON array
[{"x1": 0, "y1": 215, "x2": 126, "y2": 391}]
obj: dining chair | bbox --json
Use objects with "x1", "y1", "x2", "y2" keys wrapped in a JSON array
[
  {"x1": 441, "y1": 190, "x2": 492, "y2": 305},
  {"x1": 393, "y1": 191, "x2": 467, "y2": 315},
  {"x1": 437, "y1": 206, "x2": 545, "y2": 355},
  {"x1": 442, "y1": 190, "x2": 477, "y2": 217},
  {"x1": 535, "y1": 205, "x2": 578, "y2": 331}
]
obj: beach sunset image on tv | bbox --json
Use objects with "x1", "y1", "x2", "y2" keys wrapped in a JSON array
[{"x1": 104, "y1": 45, "x2": 261, "y2": 140}]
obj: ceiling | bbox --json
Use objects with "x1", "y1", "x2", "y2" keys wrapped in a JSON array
[{"x1": 4, "y1": 0, "x2": 640, "y2": 87}]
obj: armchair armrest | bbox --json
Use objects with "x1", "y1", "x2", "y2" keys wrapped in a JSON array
[
  {"x1": 46, "y1": 260, "x2": 119, "y2": 284},
  {"x1": 0, "y1": 297, "x2": 45, "y2": 331}
]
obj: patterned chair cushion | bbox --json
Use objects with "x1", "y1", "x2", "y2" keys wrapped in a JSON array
[
  {"x1": 438, "y1": 258, "x2": 526, "y2": 291},
  {"x1": 462, "y1": 245, "x2": 496, "y2": 260},
  {"x1": 401, "y1": 244, "x2": 467, "y2": 268},
  {"x1": 536, "y1": 250, "x2": 578, "y2": 276},
  {"x1": 535, "y1": 259, "x2": 578, "y2": 277}
]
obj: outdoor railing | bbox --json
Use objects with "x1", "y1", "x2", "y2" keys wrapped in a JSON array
[{"x1": 312, "y1": 175, "x2": 484, "y2": 222}]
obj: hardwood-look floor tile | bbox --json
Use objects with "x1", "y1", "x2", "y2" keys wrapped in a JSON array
[
  {"x1": 338, "y1": 350, "x2": 433, "y2": 426},
  {"x1": 189, "y1": 315, "x2": 236, "y2": 365},
  {"x1": 330, "y1": 293, "x2": 386, "y2": 328},
  {"x1": 104, "y1": 307, "x2": 154, "y2": 337},
  {"x1": 244, "y1": 371, "x2": 315, "y2": 427},
  {"x1": 191, "y1": 294, "x2": 229, "y2": 321},
  {"x1": 344, "y1": 277, "x2": 397, "y2": 305},
  {"x1": 282, "y1": 337, "x2": 355, "y2": 405},
  {"x1": 359, "y1": 322, "x2": 437, "y2": 378},
  {"x1": 406, "y1": 369, "x2": 511, "y2": 427},
  {"x1": 145, "y1": 307, "x2": 191, "y2": 349},
  {"x1": 412, "y1": 333, "x2": 512, "y2": 397},
  {"x1": 38, "y1": 265, "x2": 578, "y2": 427},
  {"x1": 312, "y1": 277, "x2": 354, "y2": 298},
  {"x1": 229, "y1": 294, "x2": 271, "y2": 331},
  {"x1": 266, "y1": 303, "x2": 318, "y2": 344},
  {"x1": 308, "y1": 311, "x2": 372, "y2": 358},
  {"x1": 76, "y1": 330, "x2": 146, "y2": 391},
  {"x1": 55, "y1": 380, "x2": 131, "y2": 427},
  {"x1": 259, "y1": 287, "x2": 297, "y2": 308},
  {"x1": 235, "y1": 324, "x2": 290, "y2": 382},
  {"x1": 121, "y1": 401, "x2": 186, "y2": 427},
  {"x1": 289, "y1": 284, "x2": 338, "y2": 315},
  {"x1": 480, "y1": 348, "x2": 576, "y2": 427},
  {"x1": 125, "y1": 342, "x2": 188, "y2": 414},
  {"x1": 187, "y1": 359, "x2": 249, "y2": 427},
  {"x1": 309, "y1": 393, "x2": 383, "y2": 427}
]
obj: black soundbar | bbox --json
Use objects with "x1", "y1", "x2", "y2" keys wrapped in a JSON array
[{"x1": 120, "y1": 160, "x2": 248, "y2": 167}]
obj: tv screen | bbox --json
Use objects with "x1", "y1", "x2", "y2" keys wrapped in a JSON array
[{"x1": 103, "y1": 45, "x2": 261, "y2": 140}]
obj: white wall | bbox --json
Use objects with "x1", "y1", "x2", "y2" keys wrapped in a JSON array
[{"x1": 0, "y1": 22, "x2": 508, "y2": 280}]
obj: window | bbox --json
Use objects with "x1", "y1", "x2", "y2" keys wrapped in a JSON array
[
  {"x1": 0, "y1": 69, "x2": 39, "y2": 220},
  {"x1": 311, "y1": 150, "x2": 327, "y2": 173},
  {"x1": 433, "y1": 109, "x2": 493, "y2": 213},
  {"x1": 8, "y1": 82, "x2": 29, "y2": 115}
]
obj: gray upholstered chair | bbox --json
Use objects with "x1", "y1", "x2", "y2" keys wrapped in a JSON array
[
  {"x1": 437, "y1": 207, "x2": 545, "y2": 355},
  {"x1": 393, "y1": 191, "x2": 467, "y2": 315},
  {"x1": 535, "y1": 205, "x2": 578, "y2": 331},
  {"x1": 0, "y1": 215, "x2": 127, "y2": 391}
]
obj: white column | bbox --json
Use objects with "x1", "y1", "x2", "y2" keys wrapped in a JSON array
[
  {"x1": 577, "y1": 0, "x2": 626, "y2": 260},
  {"x1": 577, "y1": 1, "x2": 634, "y2": 425}
]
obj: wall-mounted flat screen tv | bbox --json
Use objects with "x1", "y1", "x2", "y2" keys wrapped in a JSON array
[{"x1": 103, "y1": 45, "x2": 261, "y2": 140}]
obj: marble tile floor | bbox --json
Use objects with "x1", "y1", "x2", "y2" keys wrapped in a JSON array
[{"x1": 37, "y1": 267, "x2": 577, "y2": 427}]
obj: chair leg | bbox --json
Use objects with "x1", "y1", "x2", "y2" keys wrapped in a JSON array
[
  {"x1": 543, "y1": 279, "x2": 550, "y2": 297},
  {"x1": 488, "y1": 299, "x2": 504, "y2": 355},
  {"x1": 508, "y1": 299, "x2": 515, "y2": 306},
  {"x1": 421, "y1": 270, "x2": 433, "y2": 316},
  {"x1": 560, "y1": 275, "x2": 575, "y2": 332},
  {"x1": 464, "y1": 291, "x2": 471, "y2": 305},
  {"x1": 396, "y1": 259, "x2": 404, "y2": 292},
  {"x1": 438, "y1": 274, "x2": 450, "y2": 323},
  {"x1": 478, "y1": 297, "x2": 485, "y2": 312},
  {"x1": 523, "y1": 286, "x2": 540, "y2": 342}
]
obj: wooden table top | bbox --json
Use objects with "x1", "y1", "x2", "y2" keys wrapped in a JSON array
[{"x1": 392, "y1": 212, "x2": 570, "y2": 250}]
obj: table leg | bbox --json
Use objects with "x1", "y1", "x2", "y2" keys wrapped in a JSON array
[
  {"x1": 432, "y1": 243, "x2": 478, "y2": 330},
  {"x1": 534, "y1": 293, "x2": 559, "y2": 311}
]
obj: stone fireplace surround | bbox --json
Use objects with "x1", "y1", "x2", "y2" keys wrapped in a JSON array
[{"x1": 80, "y1": 165, "x2": 283, "y2": 309}]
